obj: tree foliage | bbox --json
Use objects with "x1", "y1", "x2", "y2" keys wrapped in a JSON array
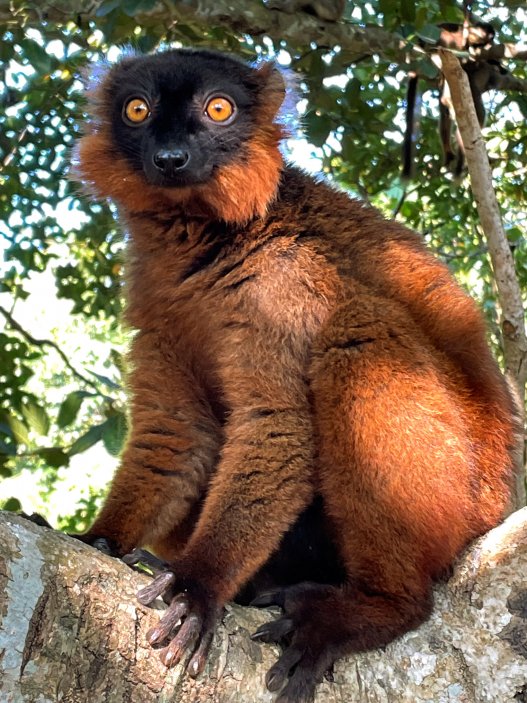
[{"x1": 0, "y1": 0, "x2": 525, "y2": 525}]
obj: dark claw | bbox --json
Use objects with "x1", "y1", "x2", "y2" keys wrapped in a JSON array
[
  {"x1": 266, "y1": 669, "x2": 286, "y2": 693},
  {"x1": 122, "y1": 548, "x2": 170, "y2": 575},
  {"x1": 276, "y1": 683, "x2": 316, "y2": 703},
  {"x1": 187, "y1": 628, "x2": 214, "y2": 677},
  {"x1": 252, "y1": 583, "x2": 339, "y2": 702},
  {"x1": 147, "y1": 595, "x2": 189, "y2": 644},
  {"x1": 70, "y1": 533, "x2": 122, "y2": 557},
  {"x1": 20, "y1": 512, "x2": 53, "y2": 529},
  {"x1": 324, "y1": 663, "x2": 335, "y2": 682},
  {"x1": 92, "y1": 537, "x2": 114, "y2": 555},
  {"x1": 251, "y1": 617, "x2": 295, "y2": 644},
  {"x1": 161, "y1": 613, "x2": 202, "y2": 667},
  {"x1": 265, "y1": 646, "x2": 303, "y2": 692},
  {"x1": 250, "y1": 588, "x2": 285, "y2": 608},
  {"x1": 137, "y1": 571, "x2": 176, "y2": 606},
  {"x1": 275, "y1": 664, "x2": 318, "y2": 703},
  {"x1": 140, "y1": 570, "x2": 219, "y2": 677}
]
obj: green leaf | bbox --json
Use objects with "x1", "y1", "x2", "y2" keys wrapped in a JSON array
[
  {"x1": 417, "y1": 24, "x2": 442, "y2": 44},
  {"x1": 506, "y1": 227, "x2": 524, "y2": 242},
  {"x1": 110, "y1": 349, "x2": 126, "y2": 375},
  {"x1": 102, "y1": 412, "x2": 128, "y2": 456},
  {"x1": 0, "y1": 420, "x2": 12, "y2": 435},
  {"x1": 379, "y1": 0, "x2": 399, "y2": 28},
  {"x1": 439, "y1": 0, "x2": 463, "y2": 23},
  {"x1": 304, "y1": 112, "x2": 332, "y2": 148},
  {"x1": 419, "y1": 60, "x2": 439, "y2": 80},
  {"x1": 0, "y1": 464, "x2": 13, "y2": 478},
  {"x1": 3, "y1": 497, "x2": 22, "y2": 512},
  {"x1": 400, "y1": 0, "x2": 416, "y2": 22},
  {"x1": 0, "y1": 437, "x2": 15, "y2": 454},
  {"x1": 22, "y1": 402, "x2": 50, "y2": 436},
  {"x1": 18, "y1": 39, "x2": 53, "y2": 73},
  {"x1": 68, "y1": 424, "x2": 106, "y2": 457},
  {"x1": 176, "y1": 24, "x2": 206, "y2": 42},
  {"x1": 415, "y1": 7, "x2": 429, "y2": 29},
  {"x1": 7, "y1": 416, "x2": 30, "y2": 446},
  {"x1": 89, "y1": 371, "x2": 122, "y2": 390},
  {"x1": 136, "y1": 34, "x2": 162, "y2": 53},
  {"x1": 345, "y1": 78, "x2": 361, "y2": 108},
  {"x1": 0, "y1": 41, "x2": 15, "y2": 63},
  {"x1": 122, "y1": 0, "x2": 157, "y2": 16},
  {"x1": 95, "y1": 0, "x2": 121, "y2": 16},
  {"x1": 0, "y1": 451, "x2": 13, "y2": 478},
  {"x1": 57, "y1": 391, "x2": 87, "y2": 429},
  {"x1": 37, "y1": 447, "x2": 70, "y2": 468}
]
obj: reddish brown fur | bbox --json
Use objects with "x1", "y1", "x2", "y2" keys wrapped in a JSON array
[{"x1": 75, "y1": 52, "x2": 519, "y2": 701}]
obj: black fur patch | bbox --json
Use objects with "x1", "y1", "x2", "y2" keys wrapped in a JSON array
[{"x1": 103, "y1": 49, "x2": 266, "y2": 188}]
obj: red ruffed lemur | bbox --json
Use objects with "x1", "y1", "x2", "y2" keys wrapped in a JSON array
[{"x1": 73, "y1": 47, "x2": 519, "y2": 703}]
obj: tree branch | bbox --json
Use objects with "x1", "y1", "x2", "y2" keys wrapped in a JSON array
[
  {"x1": 2, "y1": 508, "x2": 527, "y2": 701},
  {"x1": 2, "y1": 0, "x2": 527, "y2": 76},
  {"x1": 439, "y1": 49, "x2": 526, "y2": 503},
  {"x1": 0, "y1": 304, "x2": 104, "y2": 396},
  {"x1": 479, "y1": 43, "x2": 527, "y2": 61}
]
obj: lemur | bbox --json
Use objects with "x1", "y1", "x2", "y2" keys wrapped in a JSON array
[{"x1": 73, "y1": 48, "x2": 518, "y2": 703}]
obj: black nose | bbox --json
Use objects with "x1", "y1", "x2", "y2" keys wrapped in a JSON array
[{"x1": 153, "y1": 148, "x2": 190, "y2": 173}]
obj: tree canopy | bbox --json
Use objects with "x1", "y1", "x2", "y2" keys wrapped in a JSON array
[{"x1": 0, "y1": 0, "x2": 525, "y2": 526}]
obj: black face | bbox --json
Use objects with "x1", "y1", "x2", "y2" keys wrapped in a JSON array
[{"x1": 106, "y1": 49, "x2": 264, "y2": 188}]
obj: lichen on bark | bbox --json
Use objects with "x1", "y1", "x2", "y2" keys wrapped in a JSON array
[{"x1": 1, "y1": 509, "x2": 527, "y2": 702}]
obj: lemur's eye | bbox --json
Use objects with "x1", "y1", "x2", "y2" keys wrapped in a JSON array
[
  {"x1": 204, "y1": 96, "x2": 235, "y2": 123},
  {"x1": 123, "y1": 97, "x2": 151, "y2": 125}
]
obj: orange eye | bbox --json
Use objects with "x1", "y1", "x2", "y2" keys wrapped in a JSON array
[
  {"x1": 123, "y1": 97, "x2": 151, "y2": 125},
  {"x1": 204, "y1": 96, "x2": 234, "y2": 123}
]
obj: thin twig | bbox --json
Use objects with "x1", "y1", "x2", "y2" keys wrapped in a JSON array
[
  {"x1": 0, "y1": 304, "x2": 104, "y2": 395},
  {"x1": 1, "y1": 127, "x2": 28, "y2": 171}
]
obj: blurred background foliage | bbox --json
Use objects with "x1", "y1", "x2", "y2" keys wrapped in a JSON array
[{"x1": 0, "y1": 0, "x2": 525, "y2": 530}]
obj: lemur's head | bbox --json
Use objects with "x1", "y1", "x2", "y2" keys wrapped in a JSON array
[{"x1": 73, "y1": 48, "x2": 289, "y2": 223}]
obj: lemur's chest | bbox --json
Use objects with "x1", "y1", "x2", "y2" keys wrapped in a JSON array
[{"x1": 125, "y1": 218, "x2": 340, "y2": 358}]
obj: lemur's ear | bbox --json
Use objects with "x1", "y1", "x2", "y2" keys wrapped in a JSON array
[{"x1": 254, "y1": 61, "x2": 287, "y2": 117}]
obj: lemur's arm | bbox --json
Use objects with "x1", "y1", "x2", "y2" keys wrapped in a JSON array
[{"x1": 81, "y1": 331, "x2": 221, "y2": 558}]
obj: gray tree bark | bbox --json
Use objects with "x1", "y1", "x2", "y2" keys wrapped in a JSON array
[
  {"x1": 1, "y1": 508, "x2": 527, "y2": 703},
  {"x1": 440, "y1": 50, "x2": 527, "y2": 406},
  {"x1": 439, "y1": 49, "x2": 527, "y2": 507}
]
